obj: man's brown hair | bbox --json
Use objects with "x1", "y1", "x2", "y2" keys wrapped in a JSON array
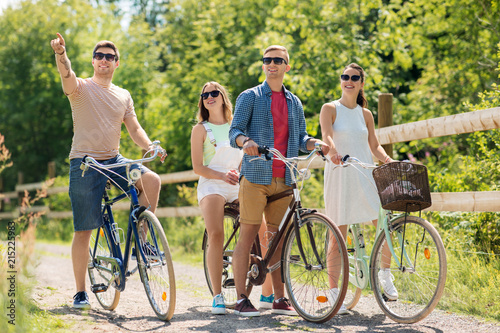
[
  {"x1": 93, "y1": 40, "x2": 120, "y2": 61},
  {"x1": 263, "y1": 45, "x2": 289, "y2": 64}
]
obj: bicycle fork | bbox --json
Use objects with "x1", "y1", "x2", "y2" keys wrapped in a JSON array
[{"x1": 294, "y1": 212, "x2": 324, "y2": 271}]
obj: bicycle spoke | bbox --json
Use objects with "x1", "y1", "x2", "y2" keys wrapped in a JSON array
[
  {"x1": 283, "y1": 213, "x2": 349, "y2": 323},
  {"x1": 88, "y1": 227, "x2": 120, "y2": 310},
  {"x1": 136, "y1": 211, "x2": 176, "y2": 321}
]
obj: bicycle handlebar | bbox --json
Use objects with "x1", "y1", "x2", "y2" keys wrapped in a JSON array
[
  {"x1": 327, "y1": 155, "x2": 378, "y2": 170},
  {"x1": 332, "y1": 155, "x2": 412, "y2": 170},
  {"x1": 81, "y1": 140, "x2": 165, "y2": 172},
  {"x1": 254, "y1": 143, "x2": 325, "y2": 164}
]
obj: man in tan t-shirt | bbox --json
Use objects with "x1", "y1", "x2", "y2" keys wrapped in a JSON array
[{"x1": 50, "y1": 33, "x2": 166, "y2": 309}]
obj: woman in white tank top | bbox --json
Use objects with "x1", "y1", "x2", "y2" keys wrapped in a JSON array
[
  {"x1": 319, "y1": 63, "x2": 397, "y2": 313},
  {"x1": 190, "y1": 82, "x2": 243, "y2": 315}
]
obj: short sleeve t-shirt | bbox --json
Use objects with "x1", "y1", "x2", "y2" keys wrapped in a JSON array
[
  {"x1": 271, "y1": 91, "x2": 289, "y2": 178},
  {"x1": 67, "y1": 78, "x2": 136, "y2": 160}
]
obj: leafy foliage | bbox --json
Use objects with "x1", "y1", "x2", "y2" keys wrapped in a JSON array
[
  {"x1": 1, "y1": 0, "x2": 498, "y2": 190},
  {"x1": 1, "y1": 0, "x2": 499, "y2": 324}
]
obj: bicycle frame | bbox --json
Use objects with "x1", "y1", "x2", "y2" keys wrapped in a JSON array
[
  {"x1": 347, "y1": 193, "x2": 425, "y2": 290},
  {"x1": 334, "y1": 157, "x2": 418, "y2": 290},
  {"x1": 375, "y1": 210, "x2": 423, "y2": 272},
  {"x1": 247, "y1": 146, "x2": 326, "y2": 284},
  {"x1": 86, "y1": 145, "x2": 164, "y2": 293},
  {"x1": 90, "y1": 180, "x2": 147, "y2": 292}
]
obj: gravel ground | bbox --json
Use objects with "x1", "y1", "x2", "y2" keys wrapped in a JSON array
[{"x1": 33, "y1": 242, "x2": 500, "y2": 333}]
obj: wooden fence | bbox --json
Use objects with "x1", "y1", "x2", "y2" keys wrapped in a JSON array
[{"x1": 0, "y1": 96, "x2": 499, "y2": 220}]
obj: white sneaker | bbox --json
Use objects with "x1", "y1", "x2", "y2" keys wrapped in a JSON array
[
  {"x1": 329, "y1": 288, "x2": 348, "y2": 315},
  {"x1": 212, "y1": 293, "x2": 226, "y2": 315},
  {"x1": 378, "y1": 269, "x2": 398, "y2": 300}
]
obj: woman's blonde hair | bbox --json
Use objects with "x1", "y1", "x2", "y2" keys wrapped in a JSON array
[{"x1": 197, "y1": 82, "x2": 233, "y2": 123}]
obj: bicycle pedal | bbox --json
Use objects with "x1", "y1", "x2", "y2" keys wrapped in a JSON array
[
  {"x1": 222, "y1": 278, "x2": 235, "y2": 288},
  {"x1": 382, "y1": 293, "x2": 397, "y2": 302},
  {"x1": 91, "y1": 283, "x2": 108, "y2": 293}
]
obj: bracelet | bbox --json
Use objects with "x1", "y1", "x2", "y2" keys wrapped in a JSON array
[
  {"x1": 384, "y1": 155, "x2": 391, "y2": 163},
  {"x1": 242, "y1": 137, "x2": 252, "y2": 146},
  {"x1": 55, "y1": 49, "x2": 65, "y2": 56}
]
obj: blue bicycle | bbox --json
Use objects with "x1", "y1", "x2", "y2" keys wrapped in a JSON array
[{"x1": 81, "y1": 141, "x2": 176, "y2": 321}]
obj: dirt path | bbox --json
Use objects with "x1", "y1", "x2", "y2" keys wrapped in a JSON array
[{"x1": 33, "y1": 242, "x2": 500, "y2": 333}]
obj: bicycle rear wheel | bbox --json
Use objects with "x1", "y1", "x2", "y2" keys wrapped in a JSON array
[
  {"x1": 88, "y1": 226, "x2": 120, "y2": 310},
  {"x1": 136, "y1": 211, "x2": 176, "y2": 321},
  {"x1": 370, "y1": 215, "x2": 447, "y2": 323},
  {"x1": 283, "y1": 212, "x2": 349, "y2": 323},
  {"x1": 202, "y1": 205, "x2": 253, "y2": 308}
]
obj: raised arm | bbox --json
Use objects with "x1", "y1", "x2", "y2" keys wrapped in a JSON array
[{"x1": 50, "y1": 33, "x2": 77, "y2": 95}]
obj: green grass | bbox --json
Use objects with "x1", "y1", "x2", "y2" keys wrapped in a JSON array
[{"x1": 439, "y1": 247, "x2": 500, "y2": 320}]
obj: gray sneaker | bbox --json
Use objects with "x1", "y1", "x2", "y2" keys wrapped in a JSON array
[{"x1": 73, "y1": 291, "x2": 91, "y2": 310}]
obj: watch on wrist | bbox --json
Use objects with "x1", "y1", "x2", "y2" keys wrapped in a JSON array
[{"x1": 242, "y1": 137, "x2": 252, "y2": 146}]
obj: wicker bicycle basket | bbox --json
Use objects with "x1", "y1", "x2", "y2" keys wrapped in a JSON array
[{"x1": 372, "y1": 161, "x2": 432, "y2": 212}]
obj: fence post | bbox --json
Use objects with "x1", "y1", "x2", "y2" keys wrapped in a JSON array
[
  {"x1": 48, "y1": 161, "x2": 56, "y2": 179},
  {"x1": 17, "y1": 171, "x2": 24, "y2": 207},
  {"x1": 0, "y1": 177, "x2": 3, "y2": 211},
  {"x1": 378, "y1": 93, "x2": 393, "y2": 158}
]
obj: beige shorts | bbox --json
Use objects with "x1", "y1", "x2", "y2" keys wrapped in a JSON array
[{"x1": 239, "y1": 176, "x2": 292, "y2": 228}]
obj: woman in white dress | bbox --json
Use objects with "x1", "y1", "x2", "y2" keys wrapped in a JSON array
[
  {"x1": 191, "y1": 82, "x2": 243, "y2": 315},
  {"x1": 319, "y1": 63, "x2": 396, "y2": 313}
]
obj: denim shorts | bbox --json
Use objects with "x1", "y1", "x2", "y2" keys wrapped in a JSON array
[{"x1": 69, "y1": 154, "x2": 151, "y2": 232}]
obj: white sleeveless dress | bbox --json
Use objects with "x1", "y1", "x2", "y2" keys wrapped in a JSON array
[{"x1": 323, "y1": 100, "x2": 380, "y2": 226}]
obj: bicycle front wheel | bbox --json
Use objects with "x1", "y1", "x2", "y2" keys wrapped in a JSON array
[
  {"x1": 370, "y1": 215, "x2": 447, "y2": 323},
  {"x1": 88, "y1": 226, "x2": 120, "y2": 310},
  {"x1": 283, "y1": 212, "x2": 349, "y2": 323},
  {"x1": 136, "y1": 211, "x2": 176, "y2": 321}
]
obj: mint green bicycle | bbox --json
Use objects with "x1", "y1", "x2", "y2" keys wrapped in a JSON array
[{"x1": 332, "y1": 156, "x2": 447, "y2": 324}]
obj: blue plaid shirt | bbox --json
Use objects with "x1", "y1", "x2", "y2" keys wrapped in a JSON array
[{"x1": 229, "y1": 80, "x2": 312, "y2": 186}]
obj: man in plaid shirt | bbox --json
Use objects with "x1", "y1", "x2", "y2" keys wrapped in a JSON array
[{"x1": 229, "y1": 45, "x2": 329, "y2": 317}]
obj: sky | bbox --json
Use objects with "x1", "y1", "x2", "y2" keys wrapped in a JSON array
[
  {"x1": 0, "y1": 0, "x2": 133, "y2": 28},
  {"x1": 0, "y1": 0, "x2": 20, "y2": 14}
]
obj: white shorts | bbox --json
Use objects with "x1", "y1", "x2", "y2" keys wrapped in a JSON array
[{"x1": 197, "y1": 177, "x2": 239, "y2": 204}]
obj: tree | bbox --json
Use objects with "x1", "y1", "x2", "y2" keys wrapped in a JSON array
[{"x1": 0, "y1": 0, "x2": 164, "y2": 187}]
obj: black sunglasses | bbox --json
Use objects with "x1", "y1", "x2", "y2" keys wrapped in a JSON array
[
  {"x1": 201, "y1": 90, "x2": 220, "y2": 99},
  {"x1": 93, "y1": 52, "x2": 117, "y2": 62},
  {"x1": 340, "y1": 74, "x2": 361, "y2": 82},
  {"x1": 262, "y1": 57, "x2": 287, "y2": 65}
]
